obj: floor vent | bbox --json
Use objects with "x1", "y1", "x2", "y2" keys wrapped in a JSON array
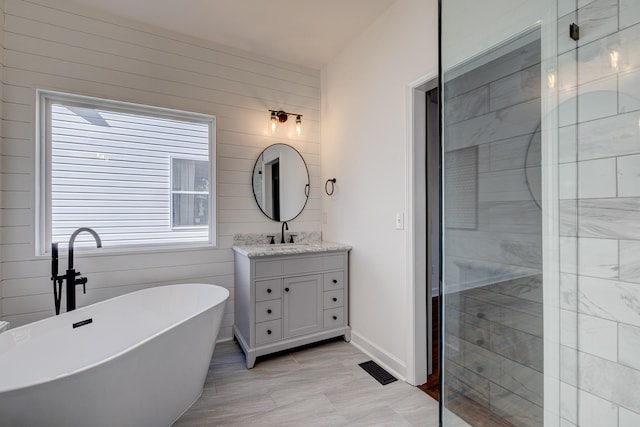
[{"x1": 359, "y1": 360, "x2": 397, "y2": 385}]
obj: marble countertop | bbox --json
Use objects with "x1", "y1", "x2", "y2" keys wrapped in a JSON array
[{"x1": 232, "y1": 241, "x2": 351, "y2": 258}]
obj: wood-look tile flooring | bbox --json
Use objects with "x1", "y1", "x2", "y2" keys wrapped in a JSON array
[{"x1": 173, "y1": 339, "x2": 439, "y2": 426}]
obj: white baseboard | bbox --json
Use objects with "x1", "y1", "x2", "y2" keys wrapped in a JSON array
[{"x1": 350, "y1": 330, "x2": 407, "y2": 382}]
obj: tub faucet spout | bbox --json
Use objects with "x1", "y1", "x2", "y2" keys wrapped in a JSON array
[
  {"x1": 68, "y1": 227, "x2": 102, "y2": 270},
  {"x1": 66, "y1": 228, "x2": 102, "y2": 312}
]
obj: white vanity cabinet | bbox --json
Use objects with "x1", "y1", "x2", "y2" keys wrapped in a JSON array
[{"x1": 233, "y1": 247, "x2": 350, "y2": 368}]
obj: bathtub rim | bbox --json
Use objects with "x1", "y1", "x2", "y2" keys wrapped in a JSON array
[{"x1": 0, "y1": 283, "x2": 229, "y2": 394}]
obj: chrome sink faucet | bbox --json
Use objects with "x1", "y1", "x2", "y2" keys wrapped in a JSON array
[{"x1": 51, "y1": 227, "x2": 102, "y2": 314}]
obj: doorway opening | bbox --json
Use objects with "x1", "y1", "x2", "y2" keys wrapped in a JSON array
[
  {"x1": 407, "y1": 75, "x2": 440, "y2": 398},
  {"x1": 417, "y1": 85, "x2": 441, "y2": 401},
  {"x1": 270, "y1": 161, "x2": 280, "y2": 221}
]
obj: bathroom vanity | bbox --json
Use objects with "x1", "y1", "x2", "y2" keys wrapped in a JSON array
[{"x1": 232, "y1": 243, "x2": 351, "y2": 368}]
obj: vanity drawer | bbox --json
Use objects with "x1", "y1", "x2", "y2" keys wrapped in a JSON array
[
  {"x1": 255, "y1": 319, "x2": 282, "y2": 345},
  {"x1": 283, "y1": 256, "x2": 323, "y2": 275},
  {"x1": 323, "y1": 271, "x2": 344, "y2": 291},
  {"x1": 256, "y1": 300, "x2": 282, "y2": 323},
  {"x1": 323, "y1": 289, "x2": 343, "y2": 310},
  {"x1": 255, "y1": 279, "x2": 282, "y2": 302},
  {"x1": 323, "y1": 307, "x2": 345, "y2": 328},
  {"x1": 256, "y1": 256, "x2": 329, "y2": 277},
  {"x1": 322, "y1": 254, "x2": 344, "y2": 270},
  {"x1": 255, "y1": 260, "x2": 283, "y2": 278}
]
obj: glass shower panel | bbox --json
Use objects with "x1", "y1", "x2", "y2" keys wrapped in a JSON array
[
  {"x1": 442, "y1": 31, "x2": 544, "y2": 426},
  {"x1": 440, "y1": 1, "x2": 575, "y2": 426}
]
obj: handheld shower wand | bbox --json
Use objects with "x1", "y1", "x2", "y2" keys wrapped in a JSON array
[{"x1": 51, "y1": 243, "x2": 64, "y2": 315}]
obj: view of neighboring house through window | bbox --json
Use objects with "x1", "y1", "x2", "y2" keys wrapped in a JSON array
[
  {"x1": 37, "y1": 91, "x2": 216, "y2": 254},
  {"x1": 171, "y1": 157, "x2": 209, "y2": 228}
]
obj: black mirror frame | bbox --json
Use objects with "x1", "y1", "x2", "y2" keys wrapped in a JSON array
[{"x1": 251, "y1": 143, "x2": 310, "y2": 222}]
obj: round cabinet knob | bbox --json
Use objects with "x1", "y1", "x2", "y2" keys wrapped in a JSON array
[
  {"x1": 285, "y1": 287, "x2": 290, "y2": 292},
  {"x1": 332, "y1": 279, "x2": 338, "y2": 284},
  {"x1": 267, "y1": 309, "x2": 272, "y2": 314},
  {"x1": 332, "y1": 315, "x2": 338, "y2": 320},
  {"x1": 267, "y1": 288, "x2": 272, "y2": 293},
  {"x1": 267, "y1": 329, "x2": 272, "y2": 335},
  {"x1": 332, "y1": 297, "x2": 337, "y2": 302}
]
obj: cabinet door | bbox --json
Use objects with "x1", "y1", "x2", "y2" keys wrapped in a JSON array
[{"x1": 283, "y1": 274, "x2": 323, "y2": 338}]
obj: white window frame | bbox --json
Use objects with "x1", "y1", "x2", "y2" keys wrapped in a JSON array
[{"x1": 35, "y1": 90, "x2": 217, "y2": 256}]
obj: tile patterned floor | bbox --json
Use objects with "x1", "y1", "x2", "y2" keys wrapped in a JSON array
[{"x1": 173, "y1": 339, "x2": 440, "y2": 426}]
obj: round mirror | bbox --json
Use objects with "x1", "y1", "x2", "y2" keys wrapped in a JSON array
[{"x1": 252, "y1": 144, "x2": 310, "y2": 222}]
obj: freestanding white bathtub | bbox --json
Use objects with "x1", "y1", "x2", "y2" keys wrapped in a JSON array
[{"x1": 0, "y1": 283, "x2": 229, "y2": 427}]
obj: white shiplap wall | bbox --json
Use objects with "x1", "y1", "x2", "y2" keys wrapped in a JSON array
[{"x1": 0, "y1": 0, "x2": 321, "y2": 338}]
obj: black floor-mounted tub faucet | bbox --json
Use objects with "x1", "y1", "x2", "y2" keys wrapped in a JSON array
[{"x1": 51, "y1": 227, "x2": 102, "y2": 314}]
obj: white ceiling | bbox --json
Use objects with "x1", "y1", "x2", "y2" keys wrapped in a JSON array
[{"x1": 67, "y1": 0, "x2": 398, "y2": 69}]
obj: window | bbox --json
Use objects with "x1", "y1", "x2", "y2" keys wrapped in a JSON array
[
  {"x1": 171, "y1": 158, "x2": 209, "y2": 228},
  {"x1": 37, "y1": 91, "x2": 216, "y2": 255}
]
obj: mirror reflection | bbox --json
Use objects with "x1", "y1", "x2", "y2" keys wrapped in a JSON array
[{"x1": 252, "y1": 144, "x2": 309, "y2": 222}]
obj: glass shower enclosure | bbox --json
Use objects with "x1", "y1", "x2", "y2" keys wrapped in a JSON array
[{"x1": 440, "y1": 0, "x2": 640, "y2": 426}]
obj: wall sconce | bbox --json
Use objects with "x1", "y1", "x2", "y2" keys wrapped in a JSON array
[{"x1": 269, "y1": 109, "x2": 303, "y2": 136}]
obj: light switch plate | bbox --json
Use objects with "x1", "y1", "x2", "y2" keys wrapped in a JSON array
[{"x1": 395, "y1": 212, "x2": 404, "y2": 230}]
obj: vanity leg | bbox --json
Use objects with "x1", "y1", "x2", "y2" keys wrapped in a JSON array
[
  {"x1": 246, "y1": 352, "x2": 256, "y2": 369},
  {"x1": 343, "y1": 328, "x2": 351, "y2": 343}
]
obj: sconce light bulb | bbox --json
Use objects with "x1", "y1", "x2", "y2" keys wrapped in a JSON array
[
  {"x1": 296, "y1": 115, "x2": 302, "y2": 136},
  {"x1": 547, "y1": 73, "x2": 556, "y2": 89},
  {"x1": 610, "y1": 49, "x2": 619, "y2": 71},
  {"x1": 270, "y1": 112, "x2": 277, "y2": 133}
]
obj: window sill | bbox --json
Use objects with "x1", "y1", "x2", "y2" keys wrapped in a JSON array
[{"x1": 38, "y1": 241, "x2": 218, "y2": 258}]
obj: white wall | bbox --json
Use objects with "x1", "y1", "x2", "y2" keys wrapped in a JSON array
[
  {"x1": 0, "y1": 0, "x2": 322, "y2": 338},
  {"x1": 441, "y1": 0, "x2": 547, "y2": 69},
  {"x1": 321, "y1": 0, "x2": 438, "y2": 378}
]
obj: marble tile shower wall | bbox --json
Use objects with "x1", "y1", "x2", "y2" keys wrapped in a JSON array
[
  {"x1": 558, "y1": 1, "x2": 640, "y2": 425},
  {"x1": 443, "y1": 38, "x2": 542, "y2": 288}
]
